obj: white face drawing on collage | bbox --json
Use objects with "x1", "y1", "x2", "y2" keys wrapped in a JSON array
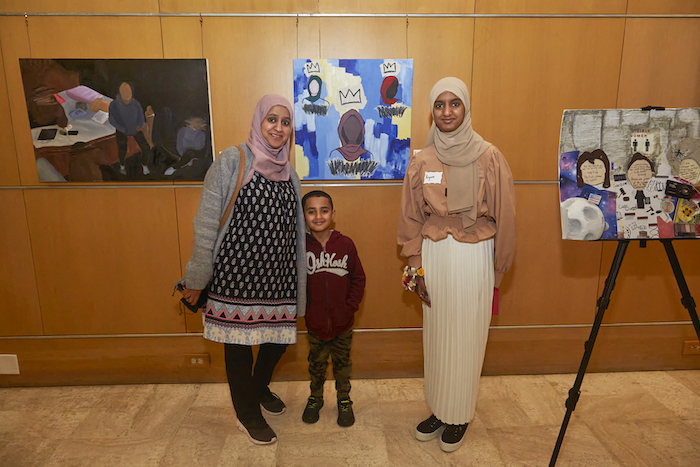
[
  {"x1": 627, "y1": 156, "x2": 654, "y2": 191},
  {"x1": 679, "y1": 158, "x2": 700, "y2": 185}
]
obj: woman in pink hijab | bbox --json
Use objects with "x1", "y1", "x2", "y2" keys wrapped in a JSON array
[
  {"x1": 398, "y1": 78, "x2": 516, "y2": 452},
  {"x1": 179, "y1": 95, "x2": 306, "y2": 446}
]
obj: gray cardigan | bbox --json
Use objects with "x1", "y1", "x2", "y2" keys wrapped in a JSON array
[{"x1": 180, "y1": 143, "x2": 307, "y2": 316}]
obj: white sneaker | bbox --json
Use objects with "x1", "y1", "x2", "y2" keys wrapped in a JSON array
[
  {"x1": 142, "y1": 165, "x2": 151, "y2": 175},
  {"x1": 164, "y1": 167, "x2": 175, "y2": 176},
  {"x1": 119, "y1": 165, "x2": 126, "y2": 175}
]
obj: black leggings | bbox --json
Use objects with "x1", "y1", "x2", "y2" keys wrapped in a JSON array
[{"x1": 224, "y1": 343, "x2": 287, "y2": 427}]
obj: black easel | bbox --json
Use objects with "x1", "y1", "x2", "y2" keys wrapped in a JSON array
[{"x1": 549, "y1": 239, "x2": 700, "y2": 466}]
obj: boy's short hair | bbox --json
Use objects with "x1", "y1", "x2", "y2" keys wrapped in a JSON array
[{"x1": 302, "y1": 190, "x2": 333, "y2": 210}]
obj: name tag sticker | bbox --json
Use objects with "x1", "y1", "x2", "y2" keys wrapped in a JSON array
[{"x1": 424, "y1": 172, "x2": 443, "y2": 184}]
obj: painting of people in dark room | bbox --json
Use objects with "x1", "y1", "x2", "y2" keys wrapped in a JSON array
[{"x1": 19, "y1": 58, "x2": 213, "y2": 182}]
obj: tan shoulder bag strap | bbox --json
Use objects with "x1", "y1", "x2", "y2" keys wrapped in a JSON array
[{"x1": 218, "y1": 144, "x2": 247, "y2": 233}]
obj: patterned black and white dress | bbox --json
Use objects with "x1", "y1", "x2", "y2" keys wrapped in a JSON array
[{"x1": 203, "y1": 172, "x2": 298, "y2": 345}]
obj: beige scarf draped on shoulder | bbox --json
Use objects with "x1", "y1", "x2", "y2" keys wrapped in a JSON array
[{"x1": 425, "y1": 77, "x2": 491, "y2": 232}]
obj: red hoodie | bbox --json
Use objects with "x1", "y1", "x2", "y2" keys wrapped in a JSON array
[{"x1": 305, "y1": 230, "x2": 366, "y2": 341}]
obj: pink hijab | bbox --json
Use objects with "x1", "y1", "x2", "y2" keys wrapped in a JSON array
[{"x1": 244, "y1": 94, "x2": 294, "y2": 184}]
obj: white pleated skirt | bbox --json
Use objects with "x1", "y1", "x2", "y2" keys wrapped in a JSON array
[{"x1": 422, "y1": 235, "x2": 495, "y2": 425}]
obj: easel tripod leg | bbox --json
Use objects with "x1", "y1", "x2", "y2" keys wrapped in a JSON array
[
  {"x1": 549, "y1": 240, "x2": 630, "y2": 466},
  {"x1": 661, "y1": 240, "x2": 700, "y2": 340}
]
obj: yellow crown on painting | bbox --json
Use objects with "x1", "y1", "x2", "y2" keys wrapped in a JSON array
[{"x1": 338, "y1": 88, "x2": 362, "y2": 105}]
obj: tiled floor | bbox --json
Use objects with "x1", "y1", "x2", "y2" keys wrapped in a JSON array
[{"x1": 1, "y1": 371, "x2": 699, "y2": 466}]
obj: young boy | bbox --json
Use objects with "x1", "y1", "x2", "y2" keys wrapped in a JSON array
[{"x1": 302, "y1": 190, "x2": 366, "y2": 427}]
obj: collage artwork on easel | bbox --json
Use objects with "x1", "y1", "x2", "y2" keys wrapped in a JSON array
[
  {"x1": 559, "y1": 108, "x2": 700, "y2": 240},
  {"x1": 293, "y1": 58, "x2": 413, "y2": 180}
]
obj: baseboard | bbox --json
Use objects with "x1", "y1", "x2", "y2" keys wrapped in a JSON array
[{"x1": 1, "y1": 324, "x2": 698, "y2": 387}]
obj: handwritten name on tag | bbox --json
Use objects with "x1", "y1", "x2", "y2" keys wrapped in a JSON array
[{"x1": 424, "y1": 172, "x2": 443, "y2": 184}]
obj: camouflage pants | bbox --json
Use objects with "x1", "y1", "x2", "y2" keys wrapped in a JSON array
[{"x1": 307, "y1": 329, "x2": 353, "y2": 399}]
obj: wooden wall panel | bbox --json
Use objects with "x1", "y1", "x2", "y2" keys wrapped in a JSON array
[
  {"x1": 496, "y1": 184, "x2": 603, "y2": 326},
  {"x1": 0, "y1": 17, "x2": 33, "y2": 187},
  {"x1": 319, "y1": 18, "x2": 406, "y2": 59},
  {"x1": 174, "y1": 187, "x2": 205, "y2": 333},
  {"x1": 23, "y1": 188, "x2": 184, "y2": 335},
  {"x1": 27, "y1": 17, "x2": 164, "y2": 58},
  {"x1": 597, "y1": 240, "x2": 700, "y2": 324},
  {"x1": 2, "y1": 8, "x2": 699, "y2": 388},
  {"x1": 159, "y1": 0, "x2": 318, "y2": 13},
  {"x1": 628, "y1": 0, "x2": 700, "y2": 14},
  {"x1": 0, "y1": 190, "x2": 43, "y2": 336},
  {"x1": 0, "y1": 1, "x2": 159, "y2": 13},
  {"x1": 475, "y1": 0, "x2": 626, "y2": 14},
  {"x1": 297, "y1": 17, "x2": 321, "y2": 58},
  {"x1": 407, "y1": 18, "x2": 475, "y2": 152},
  {"x1": 161, "y1": 17, "x2": 204, "y2": 59},
  {"x1": 202, "y1": 17, "x2": 296, "y2": 154},
  {"x1": 318, "y1": 0, "x2": 474, "y2": 14},
  {"x1": 472, "y1": 18, "x2": 625, "y2": 181},
  {"x1": 0, "y1": 40, "x2": 21, "y2": 186},
  {"x1": 617, "y1": 19, "x2": 700, "y2": 109},
  {"x1": 322, "y1": 186, "x2": 424, "y2": 330}
]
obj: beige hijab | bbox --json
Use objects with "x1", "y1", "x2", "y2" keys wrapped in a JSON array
[{"x1": 426, "y1": 77, "x2": 491, "y2": 231}]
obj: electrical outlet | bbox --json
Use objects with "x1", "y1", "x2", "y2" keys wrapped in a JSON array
[
  {"x1": 185, "y1": 354, "x2": 210, "y2": 368},
  {"x1": 0, "y1": 354, "x2": 20, "y2": 374},
  {"x1": 682, "y1": 341, "x2": 700, "y2": 355}
]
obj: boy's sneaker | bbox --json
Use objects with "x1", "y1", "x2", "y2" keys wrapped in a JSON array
[
  {"x1": 260, "y1": 391, "x2": 286, "y2": 415},
  {"x1": 337, "y1": 398, "x2": 355, "y2": 427},
  {"x1": 235, "y1": 419, "x2": 277, "y2": 445},
  {"x1": 302, "y1": 396, "x2": 323, "y2": 423},
  {"x1": 439, "y1": 423, "x2": 468, "y2": 452},
  {"x1": 415, "y1": 414, "x2": 445, "y2": 441}
]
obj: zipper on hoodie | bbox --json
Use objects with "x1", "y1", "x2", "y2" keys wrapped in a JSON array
[{"x1": 323, "y1": 243, "x2": 332, "y2": 337}]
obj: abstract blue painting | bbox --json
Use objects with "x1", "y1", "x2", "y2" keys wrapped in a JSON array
[{"x1": 293, "y1": 59, "x2": 413, "y2": 180}]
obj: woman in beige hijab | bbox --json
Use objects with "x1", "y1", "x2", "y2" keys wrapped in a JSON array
[{"x1": 398, "y1": 77, "x2": 516, "y2": 452}]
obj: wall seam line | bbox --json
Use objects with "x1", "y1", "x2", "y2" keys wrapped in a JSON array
[
  {"x1": 615, "y1": 0, "x2": 629, "y2": 109},
  {"x1": 24, "y1": 13, "x2": 32, "y2": 58},
  {"x1": 172, "y1": 188, "x2": 188, "y2": 330},
  {"x1": 20, "y1": 190, "x2": 47, "y2": 336},
  {"x1": 158, "y1": 0, "x2": 165, "y2": 59},
  {"x1": 1, "y1": 320, "x2": 697, "y2": 340},
  {"x1": 0, "y1": 20, "x2": 23, "y2": 185},
  {"x1": 470, "y1": 2, "x2": 477, "y2": 102}
]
